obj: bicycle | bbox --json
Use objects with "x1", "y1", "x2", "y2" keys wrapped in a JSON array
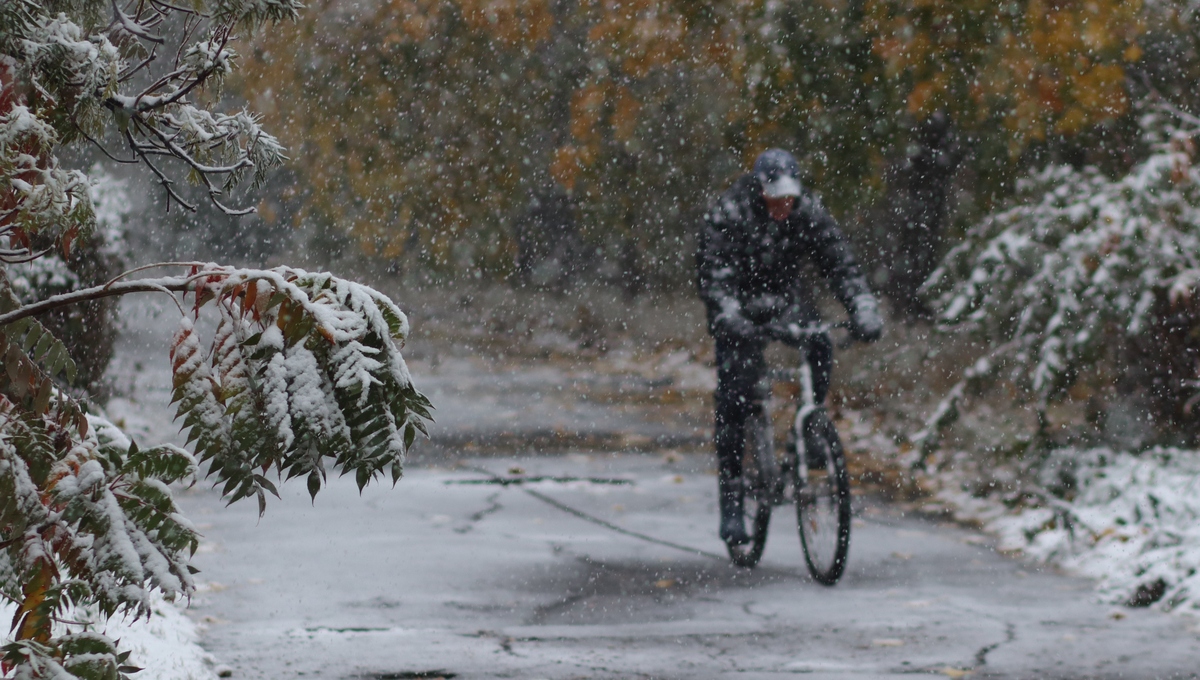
[{"x1": 724, "y1": 321, "x2": 853, "y2": 585}]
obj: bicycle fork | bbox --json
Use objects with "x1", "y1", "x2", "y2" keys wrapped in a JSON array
[{"x1": 792, "y1": 347, "x2": 819, "y2": 489}]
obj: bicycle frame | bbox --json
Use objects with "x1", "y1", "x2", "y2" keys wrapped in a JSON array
[
  {"x1": 792, "y1": 355, "x2": 819, "y2": 489},
  {"x1": 755, "y1": 333, "x2": 827, "y2": 506},
  {"x1": 730, "y1": 321, "x2": 854, "y2": 578}
]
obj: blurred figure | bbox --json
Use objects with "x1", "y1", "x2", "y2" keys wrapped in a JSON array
[{"x1": 696, "y1": 149, "x2": 883, "y2": 544}]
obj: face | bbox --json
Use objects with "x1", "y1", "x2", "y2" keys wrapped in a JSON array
[{"x1": 764, "y1": 194, "x2": 796, "y2": 222}]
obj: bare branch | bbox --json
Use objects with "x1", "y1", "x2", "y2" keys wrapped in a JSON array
[
  {"x1": 0, "y1": 278, "x2": 194, "y2": 327},
  {"x1": 119, "y1": 52, "x2": 158, "y2": 83},
  {"x1": 127, "y1": 127, "x2": 198, "y2": 213},
  {"x1": 148, "y1": 0, "x2": 203, "y2": 17},
  {"x1": 209, "y1": 195, "x2": 256, "y2": 216},
  {"x1": 1132, "y1": 69, "x2": 1200, "y2": 131},
  {"x1": 134, "y1": 116, "x2": 260, "y2": 215},
  {"x1": 73, "y1": 118, "x2": 139, "y2": 164},
  {"x1": 0, "y1": 247, "x2": 56, "y2": 265},
  {"x1": 110, "y1": 0, "x2": 164, "y2": 44},
  {"x1": 102, "y1": 261, "x2": 208, "y2": 287}
]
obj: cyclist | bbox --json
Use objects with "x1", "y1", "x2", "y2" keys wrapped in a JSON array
[{"x1": 696, "y1": 149, "x2": 883, "y2": 545}]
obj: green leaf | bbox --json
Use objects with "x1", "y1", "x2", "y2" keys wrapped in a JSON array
[
  {"x1": 21, "y1": 324, "x2": 43, "y2": 353},
  {"x1": 253, "y1": 474, "x2": 279, "y2": 498},
  {"x1": 307, "y1": 470, "x2": 321, "y2": 501},
  {"x1": 409, "y1": 399, "x2": 433, "y2": 421},
  {"x1": 265, "y1": 292, "x2": 287, "y2": 310},
  {"x1": 32, "y1": 377, "x2": 52, "y2": 413},
  {"x1": 31, "y1": 333, "x2": 54, "y2": 364},
  {"x1": 403, "y1": 422, "x2": 416, "y2": 450}
]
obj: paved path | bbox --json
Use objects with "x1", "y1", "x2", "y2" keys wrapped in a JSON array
[
  {"x1": 177, "y1": 454, "x2": 1200, "y2": 680},
  {"x1": 110, "y1": 298, "x2": 1200, "y2": 678}
]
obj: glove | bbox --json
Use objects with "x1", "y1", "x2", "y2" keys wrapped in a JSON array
[{"x1": 849, "y1": 295, "x2": 883, "y2": 343}]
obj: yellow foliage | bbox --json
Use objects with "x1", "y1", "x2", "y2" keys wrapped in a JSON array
[
  {"x1": 866, "y1": 0, "x2": 1142, "y2": 145},
  {"x1": 611, "y1": 86, "x2": 642, "y2": 142},
  {"x1": 458, "y1": 0, "x2": 553, "y2": 49},
  {"x1": 551, "y1": 145, "x2": 582, "y2": 191},
  {"x1": 231, "y1": 0, "x2": 1156, "y2": 272}
]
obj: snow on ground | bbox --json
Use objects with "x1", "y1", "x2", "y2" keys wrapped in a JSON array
[
  {"x1": 0, "y1": 297, "x2": 226, "y2": 678},
  {"x1": 0, "y1": 591, "x2": 219, "y2": 680},
  {"x1": 931, "y1": 447, "x2": 1200, "y2": 616}
]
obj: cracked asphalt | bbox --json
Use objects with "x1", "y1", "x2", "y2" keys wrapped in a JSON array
[
  {"x1": 177, "y1": 454, "x2": 1200, "y2": 679},
  {"x1": 109, "y1": 298, "x2": 1200, "y2": 679}
]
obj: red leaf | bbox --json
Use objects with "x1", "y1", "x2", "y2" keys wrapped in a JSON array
[
  {"x1": 243, "y1": 280, "x2": 258, "y2": 318},
  {"x1": 60, "y1": 227, "x2": 76, "y2": 260}
]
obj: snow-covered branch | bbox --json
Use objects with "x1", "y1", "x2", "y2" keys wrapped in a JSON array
[
  {"x1": 923, "y1": 104, "x2": 1200, "y2": 444},
  {"x1": 1, "y1": 261, "x2": 431, "y2": 676},
  {"x1": 1, "y1": 3, "x2": 419, "y2": 677}
]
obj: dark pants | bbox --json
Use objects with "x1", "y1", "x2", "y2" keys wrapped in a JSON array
[{"x1": 713, "y1": 331, "x2": 833, "y2": 482}]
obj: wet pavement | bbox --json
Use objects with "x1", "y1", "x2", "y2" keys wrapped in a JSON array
[
  {"x1": 177, "y1": 453, "x2": 1200, "y2": 679},
  {"x1": 112, "y1": 297, "x2": 1200, "y2": 679}
]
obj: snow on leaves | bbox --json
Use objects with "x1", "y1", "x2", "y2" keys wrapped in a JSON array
[
  {"x1": 1, "y1": 260, "x2": 432, "y2": 677},
  {"x1": 2, "y1": 0, "x2": 297, "y2": 254},
  {"x1": 1, "y1": 270, "x2": 197, "y2": 679},
  {"x1": 922, "y1": 105, "x2": 1200, "y2": 442},
  {"x1": 0, "y1": 102, "x2": 93, "y2": 251},
  {"x1": 168, "y1": 264, "x2": 431, "y2": 513},
  {"x1": 2, "y1": 1, "x2": 434, "y2": 677},
  {"x1": 1, "y1": 396, "x2": 198, "y2": 679}
]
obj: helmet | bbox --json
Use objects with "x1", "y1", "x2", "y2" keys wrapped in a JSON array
[{"x1": 753, "y1": 149, "x2": 802, "y2": 198}]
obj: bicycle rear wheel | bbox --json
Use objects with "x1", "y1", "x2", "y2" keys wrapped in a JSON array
[
  {"x1": 793, "y1": 410, "x2": 851, "y2": 584},
  {"x1": 726, "y1": 410, "x2": 772, "y2": 568}
]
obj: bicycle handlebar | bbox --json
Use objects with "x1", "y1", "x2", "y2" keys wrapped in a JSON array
[{"x1": 762, "y1": 320, "x2": 853, "y2": 346}]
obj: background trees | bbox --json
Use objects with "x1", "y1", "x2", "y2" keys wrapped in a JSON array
[
  {"x1": 232, "y1": 0, "x2": 1200, "y2": 447},
  {"x1": 237, "y1": 0, "x2": 1152, "y2": 304}
]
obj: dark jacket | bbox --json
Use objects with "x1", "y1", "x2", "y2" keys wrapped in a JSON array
[{"x1": 696, "y1": 173, "x2": 873, "y2": 339}]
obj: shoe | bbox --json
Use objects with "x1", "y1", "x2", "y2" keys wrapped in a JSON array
[{"x1": 718, "y1": 475, "x2": 751, "y2": 545}]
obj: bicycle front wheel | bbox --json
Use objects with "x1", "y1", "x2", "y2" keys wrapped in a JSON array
[
  {"x1": 727, "y1": 410, "x2": 773, "y2": 568},
  {"x1": 793, "y1": 410, "x2": 851, "y2": 585}
]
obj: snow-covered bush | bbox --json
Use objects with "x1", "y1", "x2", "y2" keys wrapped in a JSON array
[
  {"x1": 937, "y1": 446, "x2": 1200, "y2": 613},
  {"x1": 1, "y1": 1, "x2": 431, "y2": 678},
  {"x1": 921, "y1": 105, "x2": 1200, "y2": 449}
]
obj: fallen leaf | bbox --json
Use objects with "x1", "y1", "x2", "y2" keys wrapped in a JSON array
[
  {"x1": 655, "y1": 579, "x2": 676, "y2": 589},
  {"x1": 941, "y1": 668, "x2": 972, "y2": 678},
  {"x1": 872, "y1": 638, "x2": 904, "y2": 647}
]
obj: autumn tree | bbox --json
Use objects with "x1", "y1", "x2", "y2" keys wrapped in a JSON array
[
  {"x1": 1, "y1": 1, "x2": 430, "y2": 677},
  {"x1": 239, "y1": 0, "x2": 752, "y2": 283},
  {"x1": 854, "y1": 0, "x2": 1145, "y2": 313},
  {"x1": 238, "y1": 0, "x2": 1160, "y2": 304}
]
